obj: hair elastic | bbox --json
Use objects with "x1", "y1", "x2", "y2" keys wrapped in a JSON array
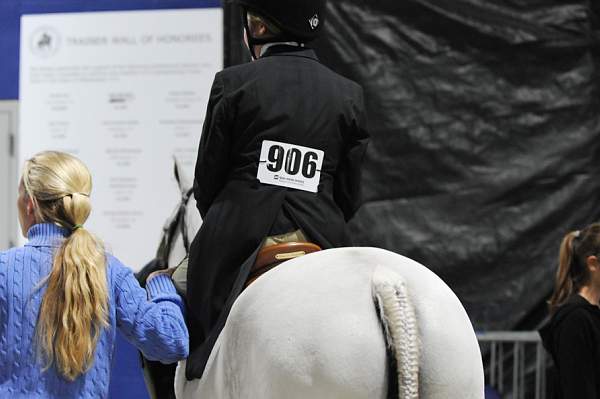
[
  {"x1": 72, "y1": 224, "x2": 84, "y2": 231},
  {"x1": 64, "y1": 193, "x2": 90, "y2": 198}
]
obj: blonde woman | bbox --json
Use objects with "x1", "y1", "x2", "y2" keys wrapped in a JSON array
[
  {"x1": 0, "y1": 151, "x2": 188, "y2": 397},
  {"x1": 540, "y1": 223, "x2": 600, "y2": 399}
]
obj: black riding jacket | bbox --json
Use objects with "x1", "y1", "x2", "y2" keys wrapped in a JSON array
[{"x1": 186, "y1": 45, "x2": 369, "y2": 379}]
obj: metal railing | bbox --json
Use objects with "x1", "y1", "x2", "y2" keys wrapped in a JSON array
[{"x1": 478, "y1": 332, "x2": 547, "y2": 399}]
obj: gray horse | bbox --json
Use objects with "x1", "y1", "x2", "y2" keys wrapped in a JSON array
[{"x1": 142, "y1": 160, "x2": 484, "y2": 399}]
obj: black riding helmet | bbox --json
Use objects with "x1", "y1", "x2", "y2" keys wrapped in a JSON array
[{"x1": 232, "y1": 0, "x2": 326, "y2": 59}]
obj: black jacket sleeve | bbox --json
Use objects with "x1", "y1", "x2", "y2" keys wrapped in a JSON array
[
  {"x1": 193, "y1": 73, "x2": 232, "y2": 218},
  {"x1": 554, "y1": 309, "x2": 598, "y2": 399},
  {"x1": 334, "y1": 86, "x2": 370, "y2": 222}
]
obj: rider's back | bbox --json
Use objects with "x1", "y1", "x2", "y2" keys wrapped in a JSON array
[
  {"x1": 195, "y1": 44, "x2": 367, "y2": 227},
  {"x1": 187, "y1": 44, "x2": 370, "y2": 378}
]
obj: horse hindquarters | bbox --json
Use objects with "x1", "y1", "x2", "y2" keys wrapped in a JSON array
[{"x1": 175, "y1": 248, "x2": 484, "y2": 399}]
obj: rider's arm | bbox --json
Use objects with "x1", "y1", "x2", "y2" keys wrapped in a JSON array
[
  {"x1": 334, "y1": 85, "x2": 370, "y2": 222},
  {"x1": 111, "y1": 256, "x2": 189, "y2": 364},
  {"x1": 193, "y1": 72, "x2": 232, "y2": 218}
]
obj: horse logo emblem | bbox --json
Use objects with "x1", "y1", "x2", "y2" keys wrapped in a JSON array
[{"x1": 30, "y1": 27, "x2": 61, "y2": 58}]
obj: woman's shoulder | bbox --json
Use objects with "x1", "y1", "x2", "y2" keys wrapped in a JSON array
[
  {"x1": 0, "y1": 246, "x2": 18, "y2": 257},
  {"x1": 553, "y1": 300, "x2": 600, "y2": 335},
  {"x1": 560, "y1": 306, "x2": 596, "y2": 324},
  {"x1": 0, "y1": 245, "x2": 34, "y2": 266}
]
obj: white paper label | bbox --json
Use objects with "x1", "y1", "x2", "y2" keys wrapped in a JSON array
[{"x1": 257, "y1": 140, "x2": 324, "y2": 193}]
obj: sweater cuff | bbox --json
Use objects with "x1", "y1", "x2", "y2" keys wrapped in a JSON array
[{"x1": 146, "y1": 274, "x2": 177, "y2": 299}]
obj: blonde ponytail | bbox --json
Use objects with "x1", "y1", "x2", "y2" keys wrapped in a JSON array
[{"x1": 22, "y1": 151, "x2": 108, "y2": 380}]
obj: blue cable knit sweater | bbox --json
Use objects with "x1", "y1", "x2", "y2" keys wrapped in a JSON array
[{"x1": 0, "y1": 223, "x2": 189, "y2": 398}]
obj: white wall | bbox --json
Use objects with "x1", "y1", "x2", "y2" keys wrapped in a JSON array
[{"x1": 0, "y1": 101, "x2": 18, "y2": 250}]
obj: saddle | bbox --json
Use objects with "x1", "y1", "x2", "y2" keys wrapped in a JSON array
[{"x1": 245, "y1": 242, "x2": 322, "y2": 287}]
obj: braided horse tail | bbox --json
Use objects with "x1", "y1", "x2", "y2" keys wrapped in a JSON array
[{"x1": 372, "y1": 267, "x2": 420, "y2": 399}]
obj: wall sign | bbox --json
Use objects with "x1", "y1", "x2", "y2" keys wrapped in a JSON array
[{"x1": 19, "y1": 8, "x2": 222, "y2": 270}]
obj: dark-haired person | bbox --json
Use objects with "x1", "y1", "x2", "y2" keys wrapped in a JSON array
[
  {"x1": 0, "y1": 151, "x2": 188, "y2": 397},
  {"x1": 540, "y1": 223, "x2": 600, "y2": 399},
  {"x1": 183, "y1": 0, "x2": 369, "y2": 379}
]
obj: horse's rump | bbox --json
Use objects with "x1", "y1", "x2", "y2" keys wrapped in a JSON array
[{"x1": 176, "y1": 247, "x2": 484, "y2": 399}]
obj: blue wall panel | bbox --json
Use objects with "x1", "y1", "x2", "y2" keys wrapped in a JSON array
[
  {"x1": 0, "y1": 0, "x2": 221, "y2": 99},
  {"x1": 109, "y1": 332, "x2": 152, "y2": 399},
  {"x1": 0, "y1": 1, "x2": 22, "y2": 100}
]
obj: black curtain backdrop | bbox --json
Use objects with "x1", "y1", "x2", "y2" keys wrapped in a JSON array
[{"x1": 223, "y1": 0, "x2": 600, "y2": 331}]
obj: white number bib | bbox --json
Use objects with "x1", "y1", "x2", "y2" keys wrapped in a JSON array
[{"x1": 257, "y1": 140, "x2": 324, "y2": 193}]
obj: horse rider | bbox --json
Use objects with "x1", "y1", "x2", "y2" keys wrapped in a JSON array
[{"x1": 177, "y1": 0, "x2": 370, "y2": 379}]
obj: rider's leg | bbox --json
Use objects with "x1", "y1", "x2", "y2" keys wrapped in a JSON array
[
  {"x1": 171, "y1": 257, "x2": 188, "y2": 297},
  {"x1": 263, "y1": 230, "x2": 306, "y2": 247}
]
